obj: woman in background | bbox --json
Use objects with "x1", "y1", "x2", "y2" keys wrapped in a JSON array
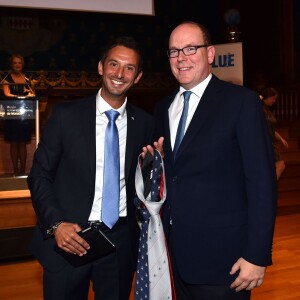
[
  {"x1": 260, "y1": 87, "x2": 288, "y2": 180},
  {"x1": 2, "y1": 54, "x2": 35, "y2": 176}
]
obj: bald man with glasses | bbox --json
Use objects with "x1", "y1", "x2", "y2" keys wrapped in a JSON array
[{"x1": 150, "y1": 21, "x2": 277, "y2": 300}]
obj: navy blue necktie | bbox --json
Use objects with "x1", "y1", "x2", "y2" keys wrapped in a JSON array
[
  {"x1": 134, "y1": 151, "x2": 164, "y2": 300},
  {"x1": 173, "y1": 91, "x2": 192, "y2": 158},
  {"x1": 102, "y1": 110, "x2": 120, "y2": 229}
]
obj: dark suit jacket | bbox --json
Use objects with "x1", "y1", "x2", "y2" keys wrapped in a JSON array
[
  {"x1": 153, "y1": 75, "x2": 277, "y2": 285},
  {"x1": 28, "y1": 95, "x2": 153, "y2": 272}
]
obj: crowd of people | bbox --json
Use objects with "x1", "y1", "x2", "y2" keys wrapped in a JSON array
[{"x1": 0, "y1": 20, "x2": 283, "y2": 300}]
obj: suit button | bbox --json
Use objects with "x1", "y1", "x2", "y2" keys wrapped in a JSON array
[
  {"x1": 172, "y1": 176, "x2": 177, "y2": 182},
  {"x1": 88, "y1": 194, "x2": 93, "y2": 199}
]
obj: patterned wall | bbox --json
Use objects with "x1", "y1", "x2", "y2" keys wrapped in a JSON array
[
  {"x1": 0, "y1": 2, "x2": 222, "y2": 74},
  {"x1": 1, "y1": 1, "x2": 297, "y2": 86}
]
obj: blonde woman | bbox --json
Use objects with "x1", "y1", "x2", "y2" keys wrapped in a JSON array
[{"x1": 3, "y1": 54, "x2": 35, "y2": 175}]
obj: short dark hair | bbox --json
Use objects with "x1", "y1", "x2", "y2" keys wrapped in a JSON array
[
  {"x1": 176, "y1": 21, "x2": 212, "y2": 46},
  {"x1": 101, "y1": 36, "x2": 143, "y2": 74}
]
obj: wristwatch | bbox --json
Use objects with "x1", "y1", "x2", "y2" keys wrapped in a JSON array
[{"x1": 47, "y1": 221, "x2": 64, "y2": 237}]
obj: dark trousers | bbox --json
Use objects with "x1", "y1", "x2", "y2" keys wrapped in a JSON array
[
  {"x1": 168, "y1": 231, "x2": 251, "y2": 300},
  {"x1": 43, "y1": 223, "x2": 134, "y2": 300}
]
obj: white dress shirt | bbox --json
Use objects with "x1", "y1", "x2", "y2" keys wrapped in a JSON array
[
  {"x1": 88, "y1": 89, "x2": 127, "y2": 221},
  {"x1": 169, "y1": 74, "x2": 212, "y2": 149}
]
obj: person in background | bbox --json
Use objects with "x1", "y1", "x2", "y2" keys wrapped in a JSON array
[
  {"x1": 2, "y1": 54, "x2": 35, "y2": 176},
  {"x1": 150, "y1": 21, "x2": 277, "y2": 300},
  {"x1": 260, "y1": 87, "x2": 288, "y2": 180},
  {"x1": 2, "y1": 54, "x2": 35, "y2": 98},
  {"x1": 27, "y1": 36, "x2": 153, "y2": 300}
]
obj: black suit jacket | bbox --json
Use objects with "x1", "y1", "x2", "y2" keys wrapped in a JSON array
[
  {"x1": 28, "y1": 96, "x2": 153, "y2": 272},
  {"x1": 153, "y1": 75, "x2": 277, "y2": 285}
]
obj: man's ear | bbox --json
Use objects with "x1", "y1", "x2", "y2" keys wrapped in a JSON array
[
  {"x1": 98, "y1": 61, "x2": 103, "y2": 76},
  {"x1": 134, "y1": 71, "x2": 143, "y2": 84},
  {"x1": 207, "y1": 46, "x2": 215, "y2": 65}
]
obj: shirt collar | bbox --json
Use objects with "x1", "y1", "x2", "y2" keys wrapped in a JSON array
[
  {"x1": 96, "y1": 88, "x2": 127, "y2": 117},
  {"x1": 179, "y1": 73, "x2": 212, "y2": 98}
]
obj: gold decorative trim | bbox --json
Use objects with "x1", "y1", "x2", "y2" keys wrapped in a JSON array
[{"x1": 0, "y1": 71, "x2": 177, "y2": 90}]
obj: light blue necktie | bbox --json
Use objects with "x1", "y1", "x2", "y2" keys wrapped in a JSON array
[
  {"x1": 102, "y1": 109, "x2": 120, "y2": 228},
  {"x1": 173, "y1": 91, "x2": 192, "y2": 158}
]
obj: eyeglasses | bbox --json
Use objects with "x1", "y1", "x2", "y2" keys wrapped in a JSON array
[{"x1": 167, "y1": 45, "x2": 208, "y2": 58}]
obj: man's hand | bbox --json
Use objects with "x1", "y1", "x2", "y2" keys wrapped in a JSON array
[
  {"x1": 230, "y1": 258, "x2": 266, "y2": 291},
  {"x1": 54, "y1": 222, "x2": 90, "y2": 256},
  {"x1": 141, "y1": 136, "x2": 164, "y2": 158}
]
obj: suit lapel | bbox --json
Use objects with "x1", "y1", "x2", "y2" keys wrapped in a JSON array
[
  {"x1": 82, "y1": 97, "x2": 97, "y2": 176},
  {"x1": 175, "y1": 76, "x2": 221, "y2": 159},
  {"x1": 125, "y1": 104, "x2": 136, "y2": 181}
]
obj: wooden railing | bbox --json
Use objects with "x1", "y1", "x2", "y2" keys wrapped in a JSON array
[
  {"x1": 275, "y1": 85, "x2": 300, "y2": 121},
  {"x1": 1, "y1": 71, "x2": 299, "y2": 121},
  {"x1": 0, "y1": 71, "x2": 176, "y2": 92}
]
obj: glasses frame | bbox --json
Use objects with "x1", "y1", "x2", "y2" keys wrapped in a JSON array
[{"x1": 167, "y1": 44, "x2": 209, "y2": 58}]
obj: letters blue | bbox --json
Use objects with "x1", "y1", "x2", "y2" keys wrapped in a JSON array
[{"x1": 212, "y1": 53, "x2": 235, "y2": 68}]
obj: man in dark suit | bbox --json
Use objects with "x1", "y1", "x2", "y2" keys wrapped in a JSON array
[
  {"x1": 27, "y1": 36, "x2": 153, "y2": 300},
  {"x1": 151, "y1": 21, "x2": 277, "y2": 300}
]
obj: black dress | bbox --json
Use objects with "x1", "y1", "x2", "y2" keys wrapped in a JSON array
[{"x1": 4, "y1": 74, "x2": 33, "y2": 142}]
